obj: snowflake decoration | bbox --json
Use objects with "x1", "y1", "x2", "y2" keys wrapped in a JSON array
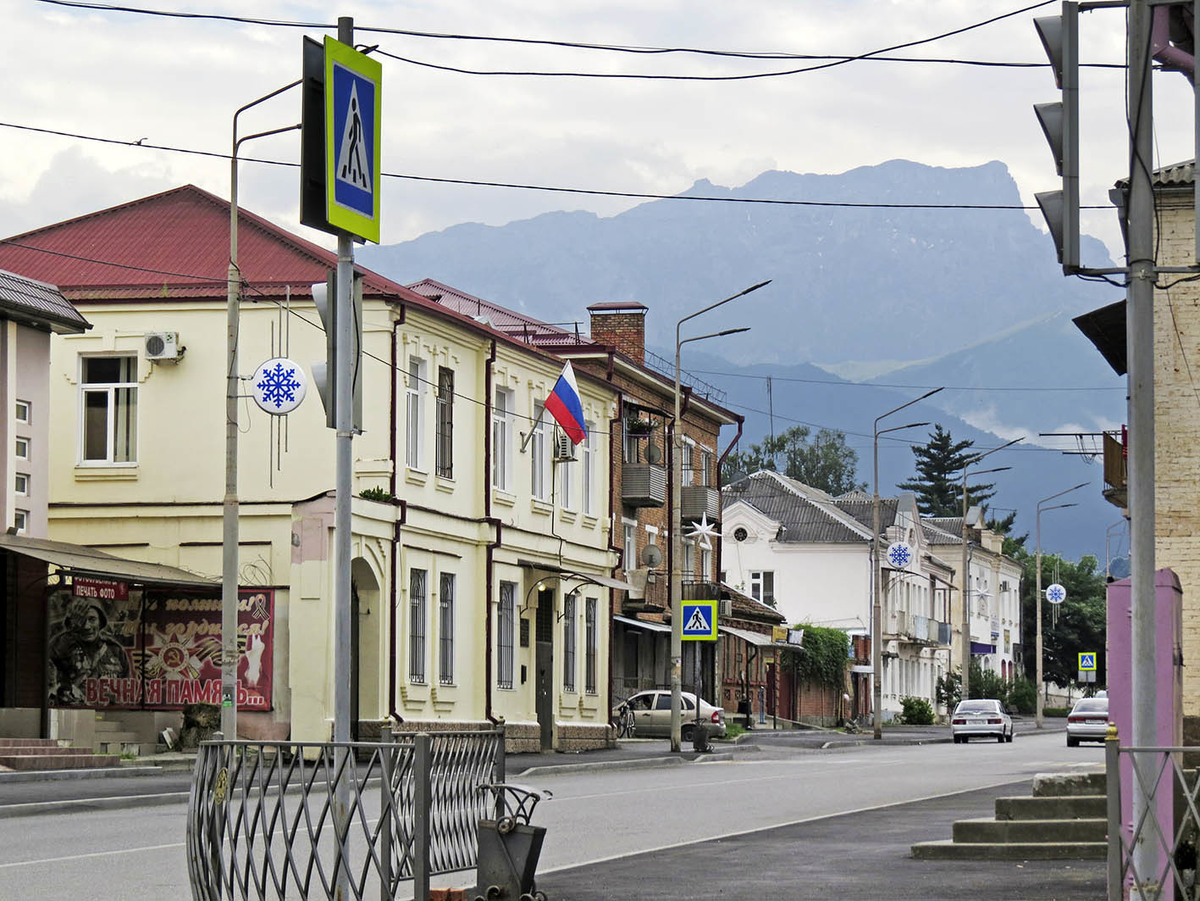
[
  {"x1": 886, "y1": 542, "x2": 913, "y2": 569},
  {"x1": 1046, "y1": 583, "x2": 1067, "y2": 604},
  {"x1": 685, "y1": 513, "x2": 720, "y2": 552},
  {"x1": 251, "y1": 357, "x2": 307, "y2": 415}
]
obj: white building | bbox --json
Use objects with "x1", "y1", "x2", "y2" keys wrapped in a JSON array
[{"x1": 720, "y1": 472, "x2": 955, "y2": 718}]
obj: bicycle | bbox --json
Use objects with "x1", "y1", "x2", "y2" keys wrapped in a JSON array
[{"x1": 613, "y1": 701, "x2": 636, "y2": 739}]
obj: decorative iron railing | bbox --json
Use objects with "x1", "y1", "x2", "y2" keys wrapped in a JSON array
[
  {"x1": 1106, "y1": 733, "x2": 1200, "y2": 900},
  {"x1": 187, "y1": 728, "x2": 504, "y2": 901}
]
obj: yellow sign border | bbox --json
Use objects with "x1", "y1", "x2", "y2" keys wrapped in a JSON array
[
  {"x1": 681, "y1": 600, "x2": 718, "y2": 641},
  {"x1": 324, "y1": 36, "x2": 382, "y2": 243},
  {"x1": 1078, "y1": 651, "x2": 1097, "y2": 671}
]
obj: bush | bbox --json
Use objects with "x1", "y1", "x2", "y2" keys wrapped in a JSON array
[
  {"x1": 1008, "y1": 679, "x2": 1036, "y2": 714},
  {"x1": 899, "y1": 696, "x2": 935, "y2": 725},
  {"x1": 1043, "y1": 707, "x2": 1071, "y2": 718},
  {"x1": 360, "y1": 486, "x2": 396, "y2": 502}
]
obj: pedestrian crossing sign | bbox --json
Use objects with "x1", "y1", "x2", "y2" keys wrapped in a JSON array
[
  {"x1": 681, "y1": 601, "x2": 718, "y2": 641},
  {"x1": 324, "y1": 36, "x2": 382, "y2": 243},
  {"x1": 1078, "y1": 652, "x2": 1096, "y2": 672}
]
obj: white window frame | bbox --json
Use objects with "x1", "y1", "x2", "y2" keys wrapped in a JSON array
[
  {"x1": 405, "y1": 356, "x2": 426, "y2": 471},
  {"x1": 681, "y1": 437, "x2": 696, "y2": 487},
  {"x1": 79, "y1": 355, "x2": 138, "y2": 465},
  {"x1": 750, "y1": 570, "x2": 774, "y2": 605},
  {"x1": 492, "y1": 388, "x2": 513, "y2": 492},
  {"x1": 497, "y1": 581, "x2": 516, "y2": 689},
  {"x1": 409, "y1": 568, "x2": 427, "y2": 684},
  {"x1": 14, "y1": 399, "x2": 30, "y2": 424},
  {"x1": 531, "y1": 404, "x2": 548, "y2": 500},
  {"x1": 563, "y1": 592, "x2": 577, "y2": 693},
  {"x1": 682, "y1": 538, "x2": 695, "y2": 579},
  {"x1": 701, "y1": 546, "x2": 713, "y2": 582},
  {"x1": 438, "y1": 572, "x2": 455, "y2": 685},
  {"x1": 14, "y1": 437, "x2": 28, "y2": 460},
  {"x1": 14, "y1": 473, "x2": 28, "y2": 496},
  {"x1": 698, "y1": 447, "x2": 713, "y2": 488},
  {"x1": 13, "y1": 510, "x2": 28, "y2": 533},
  {"x1": 585, "y1": 597, "x2": 598, "y2": 694},
  {"x1": 623, "y1": 519, "x2": 638, "y2": 573},
  {"x1": 581, "y1": 420, "x2": 595, "y2": 515}
]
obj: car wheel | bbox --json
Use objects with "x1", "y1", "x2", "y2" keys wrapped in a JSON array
[
  {"x1": 1067, "y1": 736, "x2": 1079, "y2": 747},
  {"x1": 1006, "y1": 728, "x2": 1013, "y2": 743},
  {"x1": 682, "y1": 724, "x2": 694, "y2": 743},
  {"x1": 997, "y1": 733, "x2": 1005, "y2": 743}
]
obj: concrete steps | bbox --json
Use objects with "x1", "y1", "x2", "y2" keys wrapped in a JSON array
[
  {"x1": 0, "y1": 739, "x2": 121, "y2": 771},
  {"x1": 92, "y1": 713, "x2": 153, "y2": 757},
  {"x1": 912, "y1": 771, "x2": 1107, "y2": 861}
]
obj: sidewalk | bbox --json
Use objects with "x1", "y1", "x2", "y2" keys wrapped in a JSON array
[{"x1": 534, "y1": 780, "x2": 1104, "y2": 900}]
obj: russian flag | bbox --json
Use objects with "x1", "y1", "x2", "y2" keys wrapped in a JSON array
[{"x1": 544, "y1": 362, "x2": 587, "y2": 445}]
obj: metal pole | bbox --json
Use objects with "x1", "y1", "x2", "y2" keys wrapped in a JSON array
[
  {"x1": 961, "y1": 467, "x2": 971, "y2": 701},
  {"x1": 333, "y1": 19, "x2": 355, "y2": 901},
  {"x1": 1105, "y1": 723, "x2": 1122, "y2": 901},
  {"x1": 380, "y1": 726, "x2": 393, "y2": 899},
  {"x1": 222, "y1": 127, "x2": 240, "y2": 743},
  {"x1": 1127, "y1": 0, "x2": 1158, "y2": 889},
  {"x1": 1036, "y1": 510, "x2": 1043, "y2": 729},
  {"x1": 414, "y1": 732, "x2": 432, "y2": 901}
]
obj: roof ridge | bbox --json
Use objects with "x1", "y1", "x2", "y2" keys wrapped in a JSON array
[{"x1": 762, "y1": 471, "x2": 874, "y2": 540}]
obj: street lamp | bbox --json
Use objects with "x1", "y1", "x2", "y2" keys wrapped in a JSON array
[
  {"x1": 222, "y1": 84, "x2": 300, "y2": 741},
  {"x1": 1035, "y1": 481, "x2": 1088, "y2": 728},
  {"x1": 671, "y1": 281, "x2": 769, "y2": 752},
  {"x1": 958, "y1": 438, "x2": 1021, "y2": 701},
  {"x1": 871, "y1": 388, "x2": 942, "y2": 740}
]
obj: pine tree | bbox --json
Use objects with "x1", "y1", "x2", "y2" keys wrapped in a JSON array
[{"x1": 898, "y1": 424, "x2": 995, "y2": 516}]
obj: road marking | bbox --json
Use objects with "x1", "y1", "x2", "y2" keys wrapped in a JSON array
[
  {"x1": 537, "y1": 777, "x2": 1035, "y2": 876},
  {"x1": 0, "y1": 842, "x2": 184, "y2": 870}
]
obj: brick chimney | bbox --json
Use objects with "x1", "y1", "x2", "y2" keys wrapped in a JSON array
[{"x1": 587, "y1": 302, "x2": 648, "y2": 364}]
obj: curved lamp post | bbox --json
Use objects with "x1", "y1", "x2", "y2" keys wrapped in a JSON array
[{"x1": 1035, "y1": 481, "x2": 1088, "y2": 728}]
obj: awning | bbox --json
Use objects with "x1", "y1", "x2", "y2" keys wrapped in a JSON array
[
  {"x1": 614, "y1": 614, "x2": 670, "y2": 633},
  {"x1": 0, "y1": 534, "x2": 218, "y2": 589},
  {"x1": 516, "y1": 558, "x2": 635, "y2": 593},
  {"x1": 719, "y1": 625, "x2": 781, "y2": 648},
  {"x1": 970, "y1": 641, "x2": 997, "y2": 655}
]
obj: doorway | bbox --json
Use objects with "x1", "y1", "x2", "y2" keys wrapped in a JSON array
[{"x1": 535, "y1": 588, "x2": 554, "y2": 750}]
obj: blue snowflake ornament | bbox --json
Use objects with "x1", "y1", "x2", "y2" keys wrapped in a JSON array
[
  {"x1": 886, "y1": 542, "x2": 913, "y2": 569},
  {"x1": 251, "y1": 357, "x2": 307, "y2": 415},
  {"x1": 1045, "y1": 583, "x2": 1067, "y2": 605}
]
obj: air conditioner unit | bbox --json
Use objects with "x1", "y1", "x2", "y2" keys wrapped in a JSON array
[
  {"x1": 719, "y1": 598, "x2": 732, "y2": 618},
  {"x1": 552, "y1": 431, "x2": 576, "y2": 462},
  {"x1": 144, "y1": 331, "x2": 181, "y2": 361}
]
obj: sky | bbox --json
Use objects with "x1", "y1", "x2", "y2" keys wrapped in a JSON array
[{"x1": 2, "y1": 0, "x2": 1196, "y2": 261}]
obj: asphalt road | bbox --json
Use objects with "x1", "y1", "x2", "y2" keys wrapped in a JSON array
[{"x1": 0, "y1": 728, "x2": 1100, "y2": 900}]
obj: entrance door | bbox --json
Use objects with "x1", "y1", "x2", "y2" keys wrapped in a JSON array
[
  {"x1": 535, "y1": 589, "x2": 554, "y2": 750},
  {"x1": 350, "y1": 580, "x2": 360, "y2": 741}
]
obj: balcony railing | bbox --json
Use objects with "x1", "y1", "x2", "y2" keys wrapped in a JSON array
[
  {"x1": 1103, "y1": 427, "x2": 1127, "y2": 509},
  {"x1": 680, "y1": 485, "x2": 719, "y2": 522},
  {"x1": 622, "y1": 462, "x2": 667, "y2": 508}
]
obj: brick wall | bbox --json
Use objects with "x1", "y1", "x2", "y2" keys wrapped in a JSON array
[{"x1": 588, "y1": 308, "x2": 646, "y2": 364}]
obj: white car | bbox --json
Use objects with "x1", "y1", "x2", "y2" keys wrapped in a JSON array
[
  {"x1": 950, "y1": 699, "x2": 1013, "y2": 744},
  {"x1": 1066, "y1": 697, "x2": 1109, "y2": 746},
  {"x1": 614, "y1": 690, "x2": 726, "y2": 740}
]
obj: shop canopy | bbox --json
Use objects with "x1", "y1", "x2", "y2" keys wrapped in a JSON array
[{"x1": 0, "y1": 534, "x2": 217, "y2": 589}]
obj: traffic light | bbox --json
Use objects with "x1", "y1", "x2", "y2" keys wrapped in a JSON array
[
  {"x1": 310, "y1": 271, "x2": 363, "y2": 431},
  {"x1": 301, "y1": 36, "x2": 338, "y2": 237},
  {"x1": 1033, "y1": 1, "x2": 1080, "y2": 273}
]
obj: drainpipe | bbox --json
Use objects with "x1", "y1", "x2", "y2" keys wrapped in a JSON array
[
  {"x1": 606, "y1": 393, "x2": 623, "y2": 735},
  {"x1": 388, "y1": 313, "x2": 405, "y2": 723},
  {"x1": 483, "y1": 339, "x2": 500, "y2": 724}
]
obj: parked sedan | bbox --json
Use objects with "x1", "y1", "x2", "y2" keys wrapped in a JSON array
[
  {"x1": 950, "y1": 699, "x2": 1013, "y2": 743},
  {"x1": 1066, "y1": 697, "x2": 1109, "y2": 746},
  {"x1": 614, "y1": 690, "x2": 726, "y2": 740}
]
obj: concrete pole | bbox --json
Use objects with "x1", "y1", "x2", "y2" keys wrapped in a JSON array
[
  {"x1": 961, "y1": 468, "x2": 971, "y2": 702},
  {"x1": 222, "y1": 142, "x2": 240, "y2": 741},
  {"x1": 872, "y1": 432, "x2": 882, "y2": 741},
  {"x1": 1127, "y1": 0, "x2": 1158, "y2": 888},
  {"x1": 671, "y1": 340, "x2": 683, "y2": 753},
  {"x1": 1036, "y1": 512, "x2": 1043, "y2": 728}
]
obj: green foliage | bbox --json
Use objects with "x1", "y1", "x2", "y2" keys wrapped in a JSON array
[
  {"x1": 1043, "y1": 707, "x2": 1070, "y2": 718},
  {"x1": 1008, "y1": 678, "x2": 1036, "y2": 714},
  {"x1": 719, "y1": 723, "x2": 746, "y2": 741},
  {"x1": 1013, "y1": 548, "x2": 1107, "y2": 688},
  {"x1": 936, "y1": 664, "x2": 1035, "y2": 713},
  {"x1": 898, "y1": 696, "x2": 935, "y2": 725},
  {"x1": 897, "y1": 424, "x2": 995, "y2": 516},
  {"x1": 936, "y1": 670, "x2": 962, "y2": 709},
  {"x1": 723, "y1": 426, "x2": 865, "y2": 495},
  {"x1": 794, "y1": 624, "x2": 850, "y2": 690},
  {"x1": 360, "y1": 486, "x2": 397, "y2": 503}
]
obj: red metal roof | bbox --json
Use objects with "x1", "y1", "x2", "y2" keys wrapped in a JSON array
[{"x1": 0, "y1": 184, "x2": 424, "y2": 305}]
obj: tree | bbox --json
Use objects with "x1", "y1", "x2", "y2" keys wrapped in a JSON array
[
  {"x1": 898, "y1": 424, "x2": 995, "y2": 516},
  {"x1": 722, "y1": 425, "x2": 865, "y2": 495},
  {"x1": 985, "y1": 508, "x2": 1029, "y2": 554},
  {"x1": 1015, "y1": 549, "x2": 1107, "y2": 689}
]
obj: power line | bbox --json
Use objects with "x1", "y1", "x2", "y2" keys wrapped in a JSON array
[
  {"x1": 688, "y1": 368, "x2": 1124, "y2": 392},
  {"x1": 0, "y1": 121, "x2": 1115, "y2": 212}
]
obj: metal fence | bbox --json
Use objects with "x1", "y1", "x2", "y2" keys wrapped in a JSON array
[
  {"x1": 187, "y1": 727, "x2": 504, "y2": 900},
  {"x1": 1107, "y1": 737, "x2": 1200, "y2": 900}
]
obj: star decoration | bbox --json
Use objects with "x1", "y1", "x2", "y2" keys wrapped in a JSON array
[{"x1": 685, "y1": 513, "x2": 720, "y2": 552}]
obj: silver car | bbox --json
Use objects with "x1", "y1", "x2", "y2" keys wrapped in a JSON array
[
  {"x1": 950, "y1": 699, "x2": 1013, "y2": 743},
  {"x1": 615, "y1": 690, "x2": 727, "y2": 740},
  {"x1": 1066, "y1": 697, "x2": 1109, "y2": 746}
]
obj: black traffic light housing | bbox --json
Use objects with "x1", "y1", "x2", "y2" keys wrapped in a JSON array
[{"x1": 1033, "y1": 2, "x2": 1080, "y2": 273}]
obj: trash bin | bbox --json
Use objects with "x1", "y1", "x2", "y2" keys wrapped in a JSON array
[
  {"x1": 737, "y1": 698, "x2": 752, "y2": 728},
  {"x1": 691, "y1": 722, "x2": 711, "y2": 753}
]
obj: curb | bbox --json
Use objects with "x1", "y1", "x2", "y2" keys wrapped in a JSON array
[
  {"x1": 0, "y1": 765, "x2": 164, "y2": 784},
  {"x1": 0, "y1": 791, "x2": 190, "y2": 819},
  {"x1": 513, "y1": 755, "x2": 685, "y2": 778}
]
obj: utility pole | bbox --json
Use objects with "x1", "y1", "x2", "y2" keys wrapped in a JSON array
[{"x1": 1126, "y1": 0, "x2": 1157, "y2": 888}]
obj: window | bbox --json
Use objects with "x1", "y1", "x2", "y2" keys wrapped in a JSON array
[
  {"x1": 530, "y1": 404, "x2": 548, "y2": 500},
  {"x1": 409, "y1": 568, "x2": 427, "y2": 683},
  {"x1": 435, "y1": 367, "x2": 454, "y2": 478},
  {"x1": 405, "y1": 357, "x2": 426, "y2": 470},
  {"x1": 80, "y1": 356, "x2": 137, "y2": 464},
  {"x1": 681, "y1": 439, "x2": 695, "y2": 486},
  {"x1": 497, "y1": 581, "x2": 516, "y2": 689},
  {"x1": 438, "y1": 572, "x2": 455, "y2": 684},
  {"x1": 585, "y1": 597, "x2": 597, "y2": 693},
  {"x1": 15, "y1": 400, "x2": 29, "y2": 424},
  {"x1": 492, "y1": 389, "x2": 512, "y2": 491},
  {"x1": 623, "y1": 521, "x2": 637, "y2": 573},
  {"x1": 14, "y1": 474, "x2": 28, "y2": 496},
  {"x1": 698, "y1": 449, "x2": 713, "y2": 487},
  {"x1": 13, "y1": 510, "x2": 27, "y2": 533},
  {"x1": 15, "y1": 438, "x2": 28, "y2": 460},
  {"x1": 581, "y1": 421, "x2": 595, "y2": 515},
  {"x1": 750, "y1": 571, "x2": 775, "y2": 605},
  {"x1": 563, "y1": 592, "x2": 577, "y2": 692},
  {"x1": 558, "y1": 433, "x2": 574, "y2": 509},
  {"x1": 682, "y1": 539, "x2": 695, "y2": 578},
  {"x1": 701, "y1": 547, "x2": 712, "y2": 582}
]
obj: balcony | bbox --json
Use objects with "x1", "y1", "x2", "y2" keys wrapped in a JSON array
[
  {"x1": 1102, "y1": 427, "x2": 1127, "y2": 510},
  {"x1": 680, "y1": 485, "x2": 719, "y2": 523},
  {"x1": 938, "y1": 621, "x2": 953, "y2": 647},
  {"x1": 622, "y1": 462, "x2": 667, "y2": 508}
]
